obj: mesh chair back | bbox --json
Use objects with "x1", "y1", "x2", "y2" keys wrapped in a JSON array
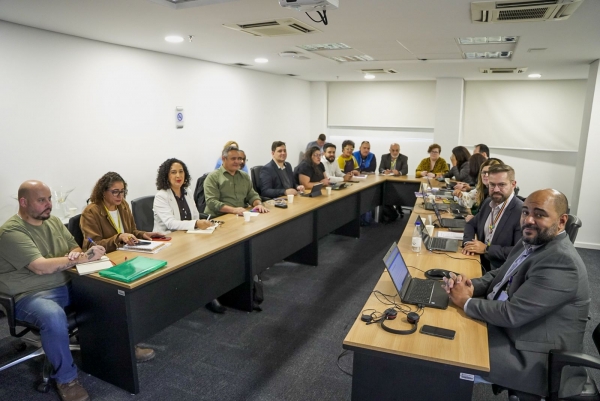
[
  {"x1": 67, "y1": 214, "x2": 84, "y2": 248},
  {"x1": 130, "y1": 196, "x2": 155, "y2": 232}
]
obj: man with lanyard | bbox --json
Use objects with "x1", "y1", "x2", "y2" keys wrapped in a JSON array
[
  {"x1": 443, "y1": 189, "x2": 590, "y2": 400},
  {"x1": 353, "y1": 141, "x2": 377, "y2": 173},
  {"x1": 462, "y1": 164, "x2": 523, "y2": 271}
]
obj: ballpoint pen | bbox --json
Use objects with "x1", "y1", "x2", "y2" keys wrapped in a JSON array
[{"x1": 87, "y1": 237, "x2": 99, "y2": 247}]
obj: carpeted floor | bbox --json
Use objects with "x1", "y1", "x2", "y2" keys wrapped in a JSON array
[{"x1": 1, "y1": 217, "x2": 599, "y2": 401}]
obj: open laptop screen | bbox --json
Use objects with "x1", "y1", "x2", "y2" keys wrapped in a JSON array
[{"x1": 386, "y1": 245, "x2": 410, "y2": 296}]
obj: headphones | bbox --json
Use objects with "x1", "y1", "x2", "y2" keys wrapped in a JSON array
[{"x1": 380, "y1": 309, "x2": 420, "y2": 335}]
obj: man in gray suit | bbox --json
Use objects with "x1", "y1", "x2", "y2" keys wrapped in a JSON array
[
  {"x1": 444, "y1": 189, "x2": 590, "y2": 400},
  {"x1": 462, "y1": 164, "x2": 523, "y2": 271},
  {"x1": 379, "y1": 143, "x2": 408, "y2": 176}
]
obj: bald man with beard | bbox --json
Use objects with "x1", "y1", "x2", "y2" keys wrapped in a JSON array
[
  {"x1": 0, "y1": 181, "x2": 105, "y2": 401},
  {"x1": 443, "y1": 189, "x2": 590, "y2": 400}
]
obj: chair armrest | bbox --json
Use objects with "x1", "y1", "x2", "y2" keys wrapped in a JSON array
[
  {"x1": 548, "y1": 350, "x2": 600, "y2": 401},
  {"x1": 0, "y1": 291, "x2": 31, "y2": 338}
]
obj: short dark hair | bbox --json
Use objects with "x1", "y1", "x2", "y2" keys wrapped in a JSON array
[
  {"x1": 90, "y1": 172, "x2": 127, "y2": 204},
  {"x1": 272, "y1": 141, "x2": 286, "y2": 151},
  {"x1": 318, "y1": 134, "x2": 326, "y2": 141},
  {"x1": 488, "y1": 164, "x2": 515, "y2": 181},
  {"x1": 452, "y1": 146, "x2": 471, "y2": 168},
  {"x1": 342, "y1": 140, "x2": 355, "y2": 149},
  {"x1": 427, "y1": 143, "x2": 441, "y2": 153},
  {"x1": 156, "y1": 158, "x2": 191, "y2": 191},
  {"x1": 323, "y1": 143, "x2": 336, "y2": 152},
  {"x1": 475, "y1": 144, "x2": 490, "y2": 156}
]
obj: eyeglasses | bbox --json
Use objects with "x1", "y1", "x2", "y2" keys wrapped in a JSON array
[
  {"x1": 312, "y1": 153, "x2": 322, "y2": 158},
  {"x1": 430, "y1": 150, "x2": 440, "y2": 154},
  {"x1": 488, "y1": 182, "x2": 509, "y2": 189},
  {"x1": 108, "y1": 189, "x2": 128, "y2": 197},
  {"x1": 481, "y1": 171, "x2": 490, "y2": 176}
]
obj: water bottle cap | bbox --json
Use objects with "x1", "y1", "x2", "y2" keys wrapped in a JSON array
[{"x1": 415, "y1": 221, "x2": 420, "y2": 225}]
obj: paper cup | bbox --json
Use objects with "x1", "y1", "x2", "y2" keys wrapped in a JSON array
[
  {"x1": 243, "y1": 211, "x2": 251, "y2": 222},
  {"x1": 326, "y1": 187, "x2": 332, "y2": 196},
  {"x1": 428, "y1": 194, "x2": 436, "y2": 203},
  {"x1": 287, "y1": 194, "x2": 294, "y2": 204}
]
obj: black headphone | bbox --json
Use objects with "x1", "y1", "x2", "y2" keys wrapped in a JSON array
[{"x1": 380, "y1": 309, "x2": 420, "y2": 335}]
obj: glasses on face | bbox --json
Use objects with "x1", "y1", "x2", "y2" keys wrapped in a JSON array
[
  {"x1": 488, "y1": 182, "x2": 509, "y2": 190},
  {"x1": 109, "y1": 189, "x2": 128, "y2": 197},
  {"x1": 229, "y1": 157, "x2": 245, "y2": 161},
  {"x1": 313, "y1": 153, "x2": 322, "y2": 158},
  {"x1": 481, "y1": 171, "x2": 490, "y2": 176},
  {"x1": 430, "y1": 150, "x2": 440, "y2": 154}
]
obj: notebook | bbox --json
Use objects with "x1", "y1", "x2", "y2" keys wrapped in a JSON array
[
  {"x1": 76, "y1": 256, "x2": 113, "y2": 275},
  {"x1": 432, "y1": 203, "x2": 466, "y2": 229},
  {"x1": 120, "y1": 241, "x2": 166, "y2": 253},
  {"x1": 99, "y1": 256, "x2": 167, "y2": 283},
  {"x1": 382, "y1": 242, "x2": 448, "y2": 309},
  {"x1": 416, "y1": 216, "x2": 459, "y2": 252}
]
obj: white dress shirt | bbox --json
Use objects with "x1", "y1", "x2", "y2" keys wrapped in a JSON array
[{"x1": 322, "y1": 156, "x2": 345, "y2": 183}]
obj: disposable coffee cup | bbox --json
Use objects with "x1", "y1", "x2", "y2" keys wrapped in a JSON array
[
  {"x1": 428, "y1": 194, "x2": 436, "y2": 203},
  {"x1": 287, "y1": 194, "x2": 294, "y2": 204},
  {"x1": 426, "y1": 225, "x2": 435, "y2": 236},
  {"x1": 326, "y1": 187, "x2": 332, "y2": 196},
  {"x1": 243, "y1": 211, "x2": 251, "y2": 222}
]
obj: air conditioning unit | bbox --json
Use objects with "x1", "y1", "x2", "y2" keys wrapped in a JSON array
[
  {"x1": 223, "y1": 18, "x2": 319, "y2": 37},
  {"x1": 279, "y1": 0, "x2": 339, "y2": 12},
  {"x1": 471, "y1": 0, "x2": 584, "y2": 23},
  {"x1": 480, "y1": 67, "x2": 528, "y2": 73},
  {"x1": 360, "y1": 69, "x2": 398, "y2": 74}
]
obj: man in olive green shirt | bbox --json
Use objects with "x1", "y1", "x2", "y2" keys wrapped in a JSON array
[
  {"x1": 0, "y1": 180, "x2": 105, "y2": 401},
  {"x1": 204, "y1": 146, "x2": 269, "y2": 217}
]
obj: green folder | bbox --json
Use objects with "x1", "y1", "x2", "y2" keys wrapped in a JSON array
[{"x1": 99, "y1": 256, "x2": 167, "y2": 283}]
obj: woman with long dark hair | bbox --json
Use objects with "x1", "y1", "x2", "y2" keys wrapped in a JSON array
[{"x1": 296, "y1": 146, "x2": 330, "y2": 190}]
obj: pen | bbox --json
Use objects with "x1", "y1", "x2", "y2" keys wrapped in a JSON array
[{"x1": 87, "y1": 237, "x2": 98, "y2": 247}]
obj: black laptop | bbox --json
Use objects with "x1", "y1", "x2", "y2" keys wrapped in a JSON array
[
  {"x1": 416, "y1": 216, "x2": 459, "y2": 252},
  {"x1": 331, "y1": 182, "x2": 350, "y2": 190},
  {"x1": 300, "y1": 183, "x2": 323, "y2": 197},
  {"x1": 432, "y1": 202, "x2": 466, "y2": 229},
  {"x1": 383, "y1": 242, "x2": 448, "y2": 309}
]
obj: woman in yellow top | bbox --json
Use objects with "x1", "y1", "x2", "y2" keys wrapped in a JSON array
[
  {"x1": 415, "y1": 143, "x2": 449, "y2": 178},
  {"x1": 336, "y1": 139, "x2": 360, "y2": 175}
]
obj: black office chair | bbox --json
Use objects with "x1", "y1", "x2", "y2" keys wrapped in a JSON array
[
  {"x1": 194, "y1": 173, "x2": 209, "y2": 215},
  {"x1": 250, "y1": 166, "x2": 263, "y2": 196},
  {"x1": 130, "y1": 195, "x2": 155, "y2": 232},
  {"x1": 565, "y1": 214, "x2": 582, "y2": 244},
  {"x1": 67, "y1": 214, "x2": 84, "y2": 247},
  {"x1": 548, "y1": 322, "x2": 600, "y2": 401},
  {"x1": 0, "y1": 292, "x2": 80, "y2": 393}
]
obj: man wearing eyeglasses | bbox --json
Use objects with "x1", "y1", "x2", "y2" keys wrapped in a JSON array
[
  {"x1": 462, "y1": 164, "x2": 523, "y2": 271},
  {"x1": 204, "y1": 146, "x2": 269, "y2": 217}
]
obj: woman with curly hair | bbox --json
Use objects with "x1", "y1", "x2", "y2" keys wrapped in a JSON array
[
  {"x1": 80, "y1": 172, "x2": 159, "y2": 253},
  {"x1": 153, "y1": 158, "x2": 212, "y2": 233}
]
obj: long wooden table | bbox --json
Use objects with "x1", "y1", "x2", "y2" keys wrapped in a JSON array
[
  {"x1": 68, "y1": 175, "x2": 486, "y2": 394},
  {"x1": 342, "y1": 197, "x2": 490, "y2": 401}
]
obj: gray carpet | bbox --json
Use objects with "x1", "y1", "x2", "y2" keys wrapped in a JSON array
[{"x1": 1, "y1": 219, "x2": 599, "y2": 401}]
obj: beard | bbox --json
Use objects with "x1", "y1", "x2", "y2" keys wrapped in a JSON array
[
  {"x1": 31, "y1": 208, "x2": 52, "y2": 221},
  {"x1": 521, "y1": 221, "x2": 559, "y2": 245},
  {"x1": 491, "y1": 192, "x2": 508, "y2": 204},
  {"x1": 325, "y1": 155, "x2": 335, "y2": 163}
]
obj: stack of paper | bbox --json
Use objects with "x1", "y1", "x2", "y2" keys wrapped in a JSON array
[
  {"x1": 186, "y1": 226, "x2": 217, "y2": 234},
  {"x1": 76, "y1": 256, "x2": 113, "y2": 275},
  {"x1": 120, "y1": 241, "x2": 167, "y2": 253}
]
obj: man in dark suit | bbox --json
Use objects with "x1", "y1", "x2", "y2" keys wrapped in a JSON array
[
  {"x1": 379, "y1": 143, "x2": 408, "y2": 176},
  {"x1": 444, "y1": 189, "x2": 590, "y2": 400},
  {"x1": 462, "y1": 164, "x2": 523, "y2": 271},
  {"x1": 260, "y1": 141, "x2": 304, "y2": 199}
]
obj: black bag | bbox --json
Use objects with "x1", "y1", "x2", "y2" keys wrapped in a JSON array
[
  {"x1": 381, "y1": 205, "x2": 400, "y2": 224},
  {"x1": 253, "y1": 274, "x2": 264, "y2": 311}
]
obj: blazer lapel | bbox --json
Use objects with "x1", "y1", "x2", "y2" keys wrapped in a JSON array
[
  {"x1": 494, "y1": 196, "x2": 517, "y2": 238},
  {"x1": 167, "y1": 190, "x2": 179, "y2": 216},
  {"x1": 478, "y1": 199, "x2": 492, "y2": 240}
]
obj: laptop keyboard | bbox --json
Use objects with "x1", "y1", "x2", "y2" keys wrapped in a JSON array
[
  {"x1": 409, "y1": 279, "x2": 434, "y2": 303},
  {"x1": 430, "y1": 237, "x2": 447, "y2": 249},
  {"x1": 443, "y1": 219, "x2": 464, "y2": 228}
]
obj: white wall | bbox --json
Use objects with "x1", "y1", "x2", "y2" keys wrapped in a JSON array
[{"x1": 0, "y1": 21, "x2": 311, "y2": 222}]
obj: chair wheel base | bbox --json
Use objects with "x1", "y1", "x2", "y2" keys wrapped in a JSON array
[{"x1": 36, "y1": 381, "x2": 50, "y2": 393}]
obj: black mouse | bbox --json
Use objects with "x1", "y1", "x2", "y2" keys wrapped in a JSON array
[{"x1": 425, "y1": 269, "x2": 454, "y2": 280}]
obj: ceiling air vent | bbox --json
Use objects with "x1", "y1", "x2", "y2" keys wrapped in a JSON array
[
  {"x1": 471, "y1": 0, "x2": 583, "y2": 23},
  {"x1": 150, "y1": 0, "x2": 239, "y2": 9},
  {"x1": 223, "y1": 18, "x2": 319, "y2": 37},
  {"x1": 360, "y1": 69, "x2": 398, "y2": 74},
  {"x1": 480, "y1": 67, "x2": 528, "y2": 73},
  {"x1": 231, "y1": 63, "x2": 251, "y2": 67}
]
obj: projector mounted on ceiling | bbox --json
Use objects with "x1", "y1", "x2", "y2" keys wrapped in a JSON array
[{"x1": 279, "y1": 0, "x2": 339, "y2": 12}]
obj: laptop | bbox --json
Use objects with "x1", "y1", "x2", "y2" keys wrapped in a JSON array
[
  {"x1": 300, "y1": 183, "x2": 323, "y2": 197},
  {"x1": 331, "y1": 182, "x2": 349, "y2": 190},
  {"x1": 423, "y1": 194, "x2": 449, "y2": 211},
  {"x1": 426, "y1": 177, "x2": 453, "y2": 198},
  {"x1": 432, "y1": 202, "x2": 466, "y2": 229},
  {"x1": 416, "y1": 216, "x2": 459, "y2": 252},
  {"x1": 382, "y1": 242, "x2": 448, "y2": 309}
]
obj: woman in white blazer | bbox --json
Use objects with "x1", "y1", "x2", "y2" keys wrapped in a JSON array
[
  {"x1": 153, "y1": 158, "x2": 226, "y2": 314},
  {"x1": 153, "y1": 158, "x2": 213, "y2": 233}
]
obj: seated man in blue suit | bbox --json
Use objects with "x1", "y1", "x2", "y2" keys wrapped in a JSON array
[
  {"x1": 462, "y1": 164, "x2": 523, "y2": 271},
  {"x1": 260, "y1": 141, "x2": 305, "y2": 199},
  {"x1": 444, "y1": 189, "x2": 590, "y2": 400},
  {"x1": 353, "y1": 141, "x2": 377, "y2": 173}
]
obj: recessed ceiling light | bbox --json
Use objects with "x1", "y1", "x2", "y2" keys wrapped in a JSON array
[
  {"x1": 255, "y1": 58, "x2": 269, "y2": 63},
  {"x1": 528, "y1": 73, "x2": 542, "y2": 78},
  {"x1": 165, "y1": 36, "x2": 184, "y2": 43},
  {"x1": 364, "y1": 74, "x2": 375, "y2": 80}
]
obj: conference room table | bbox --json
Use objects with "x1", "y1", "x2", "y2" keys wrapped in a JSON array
[
  {"x1": 68, "y1": 174, "x2": 425, "y2": 393},
  {"x1": 342, "y1": 197, "x2": 490, "y2": 400}
]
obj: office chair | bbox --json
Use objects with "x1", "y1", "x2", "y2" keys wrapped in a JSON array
[
  {"x1": 565, "y1": 215, "x2": 582, "y2": 244},
  {"x1": 130, "y1": 195, "x2": 155, "y2": 232},
  {"x1": 67, "y1": 214, "x2": 84, "y2": 247},
  {"x1": 194, "y1": 173, "x2": 209, "y2": 214},
  {"x1": 0, "y1": 292, "x2": 80, "y2": 393},
  {"x1": 548, "y1": 322, "x2": 600, "y2": 401},
  {"x1": 250, "y1": 166, "x2": 263, "y2": 196}
]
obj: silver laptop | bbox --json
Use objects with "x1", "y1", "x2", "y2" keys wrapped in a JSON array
[
  {"x1": 432, "y1": 202, "x2": 466, "y2": 229},
  {"x1": 382, "y1": 242, "x2": 448, "y2": 309},
  {"x1": 416, "y1": 216, "x2": 459, "y2": 252}
]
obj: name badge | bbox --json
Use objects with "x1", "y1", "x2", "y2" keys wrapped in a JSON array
[{"x1": 497, "y1": 291, "x2": 509, "y2": 302}]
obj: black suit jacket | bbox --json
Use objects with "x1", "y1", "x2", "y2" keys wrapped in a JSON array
[
  {"x1": 259, "y1": 159, "x2": 296, "y2": 199},
  {"x1": 379, "y1": 153, "x2": 408, "y2": 175},
  {"x1": 463, "y1": 195, "x2": 523, "y2": 270}
]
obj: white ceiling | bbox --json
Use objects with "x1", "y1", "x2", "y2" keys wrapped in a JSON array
[{"x1": 1, "y1": 0, "x2": 599, "y2": 81}]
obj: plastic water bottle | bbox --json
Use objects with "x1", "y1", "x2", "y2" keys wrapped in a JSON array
[{"x1": 412, "y1": 221, "x2": 422, "y2": 253}]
